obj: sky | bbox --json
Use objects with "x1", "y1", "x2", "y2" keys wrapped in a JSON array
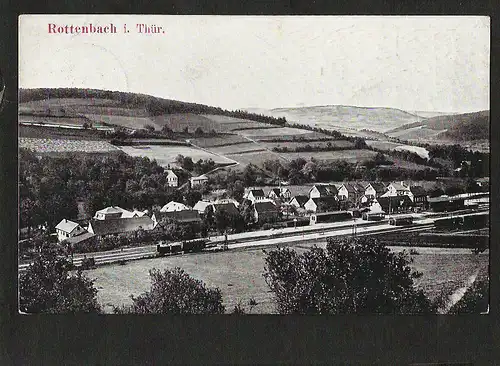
[{"x1": 19, "y1": 15, "x2": 490, "y2": 113}]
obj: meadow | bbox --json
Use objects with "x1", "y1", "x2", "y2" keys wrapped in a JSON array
[
  {"x1": 278, "y1": 149, "x2": 378, "y2": 163},
  {"x1": 365, "y1": 140, "x2": 430, "y2": 159},
  {"x1": 118, "y1": 145, "x2": 236, "y2": 166},
  {"x1": 84, "y1": 113, "x2": 160, "y2": 130},
  {"x1": 88, "y1": 245, "x2": 488, "y2": 314}
]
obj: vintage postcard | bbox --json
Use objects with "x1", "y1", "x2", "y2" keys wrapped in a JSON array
[{"x1": 18, "y1": 15, "x2": 489, "y2": 314}]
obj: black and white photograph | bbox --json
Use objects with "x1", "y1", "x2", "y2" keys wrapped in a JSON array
[{"x1": 18, "y1": 15, "x2": 490, "y2": 315}]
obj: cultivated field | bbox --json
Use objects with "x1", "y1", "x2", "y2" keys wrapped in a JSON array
[
  {"x1": 19, "y1": 114, "x2": 94, "y2": 127},
  {"x1": 153, "y1": 113, "x2": 222, "y2": 132},
  {"x1": 278, "y1": 149, "x2": 378, "y2": 163},
  {"x1": 365, "y1": 140, "x2": 430, "y2": 159},
  {"x1": 85, "y1": 113, "x2": 160, "y2": 130},
  {"x1": 118, "y1": 145, "x2": 236, "y2": 166},
  {"x1": 237, "y1": 127, "x2": 311, "y2": 138},
  {"x1": 190, "y1": 135, "x2": 249, "y2": 147},
  {"x1": 261, "y1": 140, "x2": 355, "y2": 151},
  {"x1": 226, "y1": 150, "x2": 289, "y2": 166},
  {"x1": 209, "y1": 143, "x2": 266, "y2": 155},
  {"x1": 19, "y1": 125, "x2": 106, "y2": 140},
  {"x1": 253, "y1": 131, "x2": 336, "y2": 142},
  {"x1": 89, "y1": 246, "x2": 488, "y2": 314},
  {"x1": 19, "y1": 137, "x2": 119, "y2": 153}
]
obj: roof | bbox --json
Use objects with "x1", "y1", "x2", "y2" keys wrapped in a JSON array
[
  {"x1": 311, "y1": 184, "x2": 338, "y2": 196},
  {"x1": 160, "y1": 201, "x2": 190, "y2": 212},
  {"x1": 290, "y1": 195, "x2": 309, "y2": 206},
  {"x1": 254, "y1": 201, "x2": 279, "y2": 213},
  {"x1": 314, "y1": 211, "x2": 351, "y2": 217},
  {"x1": 389, "y1": 182, "x2": 409, "y2": 191},
  {"x1": 268, "y1": 188, "x2": 281, "y2": 196},
  {"x1": 166, "y1": 169, "x2": 177, "y2": 178},
  {"x1": 95, "y1": 206, "x2": 129, "y2": 215},
  {"x1": 193, "y1": 200, "x2": 212, "y2": 212},
  {"x1": 311, "y1": 197, "x2": 339, "y2": 211},
  {"x1": 191, "y1": 174, "x2": 208, "y2": 181},
  {"x1": 341, "y1": 182, "x2": 365, "y2": 194},
  {"x1": 212, "y1": 202, "x2": 239, "y2": 216},
  {"x1": 428, "y1": 196, "x2": 465, "y2": 203},
  {"x1": 375, "y1": 196, "x2": 413, "y2": 210},
  {"x1": 66, "y1": 232, "x2": 95, "y2": 245},
  {"x1": 409, "y1": 185, "x2": 427, "y2": 196},
  {"x1": 249, "y1": 189, "x2": 265, "y2": 197},
  {"x1": 153, "y1": 210, "x2": 202, "y2": 224},
  {"x1": 88, "y1": 216, "x2": 155, "y2": 236},
  {"x1": 366, "y1": 182, "x2": 386, "y2": 194},
  {"x1": 55, "y1": 219, "x2": 82, "y2": 234}
]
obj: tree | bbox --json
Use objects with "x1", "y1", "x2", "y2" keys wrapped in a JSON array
[
  {"x1": 144, "y1": 124, "x2": 155, "y2": 132},
  {"x1": 263, "y1": 237, "x2": 434, "y2": 314},
  {"x1": 19, "y1": 248, "x2": 101, "y2": 313},
  {"x1": 194, "y1": 127, "x2": 204, "y2": 137},
  {"x1": 115, "y1": 268, "x2": 225, "y2": 314}
]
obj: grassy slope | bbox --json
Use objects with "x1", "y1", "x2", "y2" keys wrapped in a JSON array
[{"x1": 385, "y1": 111, "x2": 490, "y2": 142}]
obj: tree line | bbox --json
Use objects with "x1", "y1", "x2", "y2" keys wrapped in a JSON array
[{"x1": 20, "y1": 236, "x2": 488, "y2": 314}]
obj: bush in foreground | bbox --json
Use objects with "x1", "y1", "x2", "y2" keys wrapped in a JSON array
[
  {"x1": 19, "y1": 248, "x2": 101, "y2": 313},
  {"x1": 263, "y1": 237, "x2": 434, "y2": 314},
  {"x1": 114, "y1": 267, "x2": 225, "y2": 314}
]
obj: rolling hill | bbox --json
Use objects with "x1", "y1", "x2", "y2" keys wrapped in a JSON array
[
  {"x1": 245, "y1": 105, "x2": 425, "y2": 134},
  {"x1": 385, "y1": 110, "x2": 490, "y2": 142}
]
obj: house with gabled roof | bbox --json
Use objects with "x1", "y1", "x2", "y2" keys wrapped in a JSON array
[
  {"x1": 253, "y1": 201, "x2": 280, "y2": 224},
  {"x1": 304, "y1": 196, "x2": 340, "y2": 213},
  {"x1": 190, "y1": 174, "x2": 208, "y2": 188},
  {"x1": 87, "y1": 216, "x2": 155, "y2": 237},
  {"x1": 193, "y1": 200, "x2": 213, "y2": 214},
  {"x1": 309, "y1": 184, "x2": 338, "y2": 199},
  {"x1": 267, "y1": 188, "x2": 282, "y2": 200},
  {"x1": 289, "y1": 195, "x2": 309, "y2": 209},
  {"x1": 55, "y1": 219, "x2": 87, "y2": 242},
  {"x1": 245, "y1": 189, "x2": 266, "y2": 203},
  {"x1": 165, "y1": 169, "x2": 178, "y2": 187},
  {"x1": 382, "y1": 181, "x2": 410, "y2": 197},
  {"x1": 337, "y1": 182, "x2": 365, "y2": 204},
  {"x1": 279, "y1": 187, "x2": 292, "y2": 200},
  {"x1": 407, "y1": 185, "x2": 428, "y2": 208},
  {"x1": 370, "y1": 196, "x2": 413, "y2": 214},
  {"x1": 151, "y1": 210, "x2": 202, "y2": 227},
  {"x1": 364, "y1": 182, "x2": 387, "y2": 199}
]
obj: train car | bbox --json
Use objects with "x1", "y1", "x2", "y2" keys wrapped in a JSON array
[
  {"x1": 156, "y1": 243, "x2": 172, "y2": 255},
  {"x1": 362, "y1": 212, "x2": 385, "y2": 221},
  {"x1": 181, "y1": 238, "x2": 209, "y2": 253},
  {"x1": 389, "y1": 216, "x2": 413, "y2": 226}
]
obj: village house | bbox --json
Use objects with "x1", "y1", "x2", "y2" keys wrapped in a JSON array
[
  {"x1": 407, "y1": 185, "x2": 428, "y2": 209},
  {"x1": 93, "y1": 206, "x2": 134, "y2": 220},
  {"x1": 253, "y1": 201, "x2": 281, "y2": 224},
  {"x1": 193, "y1": 200, "x2": 213, "y2": 214},
  {"x1": 244, "y1": 189, "x2": 266, "y2": 203},
  {"x1": 160, "y1": 201, "x2": 190, "y2": 212},
  {"x1": 165, "y1": 169, "x2": 179, "y2": 187},
  {"x1": 289, "y1": 195, "x2": 309, "y2": 209},
  {"x1": 267, "y1": 188, "x2": 281, "y2": 200},
  {"x1": 87, "y1": 216, "x2": 155, "y2": 237},
  {"x1": 215, "y1": 198, "x2": 240, "y2": 208},
  {"x1": 279, "y1": 187, "x2": 292, "y2": 200},
  {"x1": 364, "y1": 182, "x2": 387, "y2": 200},
  {"x1": 370, "y1": 196, "x2": 413, "y2": 214},
  {"x1": 304, "y1": 196, "x2": 340, "y2": 213},
  {"x1": 55, "y1": 219, "x2": 87, "y2": 242},
  {"x1": 382, "y1": 181, "x2": 410, "y2": 197},
  {"x1": 151, "y1": 210, "x2": 202, "y2": 227},
  {"x1": 190, "y1": 174, "x2": 208, "y2": 187},
  {"x1": 337, "y1": 182, "x2": 365, "y2": 204},
  {"x1": 212, "y1": 202, "x2": 240, "y2": 216},
  {"x1": 309, "y1": 184, "x2": 338, "y2": 199}
]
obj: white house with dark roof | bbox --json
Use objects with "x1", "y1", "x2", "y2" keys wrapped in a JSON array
[
  {"x1": 245, "y1": 189, "x2": 266, "y2": 203},
  {"x1": 190, "y1": 174, "x2": 208, "y2": 187},
  {"x1": 309, "y1": 184, "x2": 338, "y2": 199},
  {"x1": 55, "y1": 219, "x2": 87, "y2": 242},
  {"x1": 382, "y1": 182, "x2": 410, "y2": 197},
  {"x1": 165, "y1": 169, "x2": 178, "y2": 187}
]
